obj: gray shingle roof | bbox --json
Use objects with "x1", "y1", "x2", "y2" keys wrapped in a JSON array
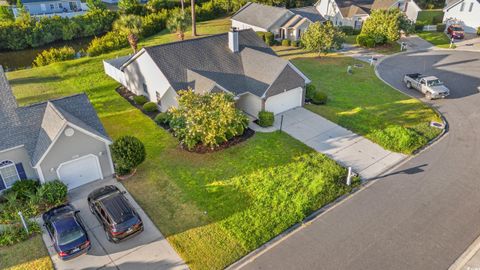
[
  {"x1": 130, "y1": 29, "x2": 305, "y2": 98},
  {"x1": 289, "y1": 6, "x2": 325, "y2": 22},
  {"x1": 231, "y1": 2, "x2": 293, "y2": 30},
  {"x1": 104, "y1": 55, "x2": 132, "y2": 69},
  {"x1": 0, "y1": 67, "x2": 110, "y2": 165}
]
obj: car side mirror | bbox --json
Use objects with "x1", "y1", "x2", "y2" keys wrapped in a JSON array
[{"x1": 121, "y1": 191, "x2": 127, "y2": 194}]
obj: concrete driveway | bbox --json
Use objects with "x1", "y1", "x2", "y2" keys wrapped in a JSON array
[
  {"x1": 41, "y1": 178, "x2": 187, "y2": 270},
  {"x1": 274, "y1": 108, "x2": 406, "y2": 179}
]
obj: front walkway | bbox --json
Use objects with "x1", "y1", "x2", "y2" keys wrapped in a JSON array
[
  {"x1": 274, "y1": 108, "x2": 406, "y2": 179},
  {"x1": 41, "y1": 178, "x2": 188, "y2": 270}
]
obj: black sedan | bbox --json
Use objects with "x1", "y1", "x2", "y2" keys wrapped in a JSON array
[{"x1": 42, "y1": 204, "x2": 91, "y2": 260}]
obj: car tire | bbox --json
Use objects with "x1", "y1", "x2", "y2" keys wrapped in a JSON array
[
  {"x1": 406, "y1": 81, "x2": 412, "y2": 89},
  {"x1": 426, "y1": 92, "x2": 433, "y2": 100},
  {"x1": 105, "y1": 229, "x2": 113, "y2": 242}
]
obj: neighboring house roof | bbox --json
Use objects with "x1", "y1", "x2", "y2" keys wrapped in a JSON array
[
  {"x1": 335, "y1": 0, "x2": 374, "y2": 17},
  {"x1": 120, "y1": 29, "x2": 309, "y2": 98},
  {"x1": 289, "y1": 6, "x2": 325, "y2": 22},
  {"x1": 231, "y1": 2, "x2": 293, "y2": 30},
  {"x1": 371, "y1": 0, "x2": 399, "y2": 10},
  {"x1": 105, "y1": 55, "x2": 132, "y2": 69},
  {"x1": 0, "y1": 67, "x2": 110, "y2": 165}
]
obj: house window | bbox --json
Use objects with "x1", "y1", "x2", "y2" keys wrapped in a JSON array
[
  {"x1": 460, "y1": 2, "x2": 465, "y2": 11},
  {"x1": 50, "y1": 3, "x2": 55, "y2": 9},
  {"x1": 0, "y1": 161, "x2": 20, "y2": 189},
  {"x1": 469, "y1": 2, "x2": 474, "y2": 11},
  {"x1": 58, "y1": 3, "x2": 63, "y2": 8}
]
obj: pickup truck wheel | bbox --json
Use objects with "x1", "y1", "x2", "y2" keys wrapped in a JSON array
[
  {"x1": 406, "y1": 81, "x2": 412, "y2": 89},
  {"x1": 426, "y1": 92, "x2": 433, "y2": 100}
]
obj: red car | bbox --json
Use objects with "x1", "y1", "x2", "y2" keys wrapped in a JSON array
[{"x1": 447, "y1": 24, "x2": 465, "y2": 39}]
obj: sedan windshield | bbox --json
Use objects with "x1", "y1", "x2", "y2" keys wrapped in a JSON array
[
  {"x1": 452, "y1": 27, "x2": 463, "y2": 31},
  {"x1": 57, "y1": 225, "x2": 85, "y2": 246},
  {"x1": 427, "y1": 79, "x2": 443, "y2": 86}
]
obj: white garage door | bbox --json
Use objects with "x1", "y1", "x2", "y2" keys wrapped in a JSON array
[
  {"x1": 265, "y1": 87, "x2": 303, "y2": 115},
  {"x1": 57, "y1": 155, "x2": 102, "y2": 190}
]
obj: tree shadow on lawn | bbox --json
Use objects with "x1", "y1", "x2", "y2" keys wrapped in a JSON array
[{"x1": 8, "y1": 75, "x2": 61, "y2": 85}]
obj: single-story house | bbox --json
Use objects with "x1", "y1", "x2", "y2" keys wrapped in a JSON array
[
  {"x1": 315, "y1": 0, "x2": 405, "y2": 29},
  {"x1": 231, "y1": 2, "x2": 325, "y2": 41},
  {"x1": 13, "y1": 0, "x2": 87, "y2": 18},
  {"x1": 104, "y1": 28, "x2": 311, "y2": 117},
  {"x1": 443, "y1": 0, "x2": 479, "y2": 33},
  {"x1": 0, "y1": 67, "x2": 114, "y2": 191}
]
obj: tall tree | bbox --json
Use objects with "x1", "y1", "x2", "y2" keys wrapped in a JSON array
[
  {"x1": 167, "y1": 8, "x2": 190, "y2": 40},
  {"x1": 190, "y1": 0, "x2": 196, "y2": 36},
  {"x1": 301, "y1": 21, "x2": 345, "y2": 55},
  {"x1": 114, "y1": 15, "x2": 142, "y2": 53}
]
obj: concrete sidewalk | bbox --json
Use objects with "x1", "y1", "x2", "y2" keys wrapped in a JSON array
[{"x1": 275, "y1": 108, "x2": 406, "y2": 179}]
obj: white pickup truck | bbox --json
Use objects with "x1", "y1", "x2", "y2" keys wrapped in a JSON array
[{"x1": 403, "y1": 73, "x2": 450, "y2": 100}]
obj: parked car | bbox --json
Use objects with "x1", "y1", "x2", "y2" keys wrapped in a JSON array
[
  {"x1": 404, "y1": 73, "x2": 450, "y2": 99},
  {"x1": 42, "y1": 204, "x2": 90, "y2": 260},
  {"x1": 87, "y1": 185, "x2": 143, "y2": 243},
  {"x1": 447, "y1": 24, "x2": 465, "y2": 39}
]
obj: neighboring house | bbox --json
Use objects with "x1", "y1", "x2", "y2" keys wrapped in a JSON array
[
  {"x1": 104, "y1": 29, "x2": 311, "y2": 117},
  {"x1": 13, "y1": 0, "x2": 88, "y2": 18},
  {"x1": 443, "y1": 0, "x2": 480, "y2": 33},
  {"x1": 315, "y1": 0, "x2": 405, "y2": 28},
  {"x1": 403, "y1": 0, "x2": 422, "y2": 22},
  {"x1": 0, "y1": 67, "x2": 114, "y2": 191},
  {"x1": 231, "y1": 2, "x2": 325, "y2": 41}
]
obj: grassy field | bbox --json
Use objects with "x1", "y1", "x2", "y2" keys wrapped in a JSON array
[
  {"x1": 6, "y1": 18, "x2": 358, "y2": 270},
  {"x1": 416, "y1": 10, "x2": 444, "y2": 25},
  {"x1": 417, "y1": 31, "x2": 452, "y2": 48},
  {"x1": 275, "y1": 47, "x2": 441, "y2": 154},
  {"x1": 0, "y1": 235, "x2": 53, "y2": 270}
]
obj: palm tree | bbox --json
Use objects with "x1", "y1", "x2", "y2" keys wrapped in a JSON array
[
  {"x1": 190, "y1": 0, "x2": 196, "y2": 36},
  {"x1": 114, "y1": 15, "x2": 142, "y2": 54},
  {"x1": 167, "y1": 9, "x2": 190, "y2": 41}
]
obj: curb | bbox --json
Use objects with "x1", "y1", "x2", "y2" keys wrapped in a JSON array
[{"x1": 449, "y1": 234, "x2": 480, "y2": 270}]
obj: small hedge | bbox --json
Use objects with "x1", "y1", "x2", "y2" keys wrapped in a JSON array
[
  {"x1": 311, "y1": 91, "x2": 328, "y2": 105},
  {"x1": 281, "y1": 39, "x2": 290, "y2": 46},
  {"x1": 142, "y1": 102, "x2": 158, "y2": 113},
  {"x1": 258, "y1": 111, "x2": 274, "y2": 127},
  {"x1": 86, "y1": 31, "x2": 128, "y2": 57},
  {"x1": 291, "y1": 40, "x2": 299, "y2": 47},
  {"x1": 356, "y1": 34, "x2": 375, "y2": 48},
  {"x1": 154, "y1": 112, "x2": 170, "y2": 125},
  {"x1": 264, "y1": 32, "x2": 274, "y2": 46},
  {"x1": 306, "y1": 84, "x2": 316, "y2": 100},
  {"x1": 256, "y1": 31, "x2": 266, "y2": 41},
  {"x1": 110, "y1": 135, "x2": 146, "y2": 175},
  {"x1": 133, "y1": 95, "x2": 148, "y2": 105}
]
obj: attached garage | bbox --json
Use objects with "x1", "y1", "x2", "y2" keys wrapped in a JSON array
[
  {"x1": 57, "y1": 155, "x2": 103, "y2": 190},
  {"x1": 265, "y1": 87, "x2": 303, "y2": 115}
]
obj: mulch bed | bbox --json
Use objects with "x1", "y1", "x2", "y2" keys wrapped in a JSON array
[{"x1": 116, "y1": 86, "x2": 256, "y2": 153}]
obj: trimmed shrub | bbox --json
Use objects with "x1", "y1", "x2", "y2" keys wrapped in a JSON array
[
  {"x1": 306, "y1": 83, "x2": 316, "y2": 100},
  {"x1": 371, "y1": 125, "x2": 427, "y2": 154},
  {"x1": 37, "y1": 180, "x2": 67, "y2": 206},
  {"x1": 33, "y1": 46, "x2": 76, "y2": 67},
  {"x1": 264, "y1": 32, "x2": 274, "y2": 46},
  {"x1": 357, "y1": 34, "x2": 375, "y2": 48},
  {"x1": 11, "y1": 180, "x2": 40, "y2": 201},
  {"x1": 142, "y1": 102, "x2": 158, "y2": 113},
  {"x1": 311, "y1": 91, "x2": 328, "y2": 105},
  {"x1": 436, "y1": 23, "x2": 446, "y2": 32},
  {"x1": 258, "y1": 111, "x2": 274, "y2": 127},
  {"x1": 110, "y1": 135, "x2": 146, "y2": 175},
  {"x1": 256, "y1": 31, "x2": 266, "y2": 41},
  {"x1": 154, "y1": 112, "x2": 170, "y2": 125},
  {"x1": 86, "y1": 31, "x2": 128, "y2": 57},
  {"x1": 291, "y1": 40, "x2": 299, "y2": 47},
  {"x1": 281, "y1": 39, "x2": 290, "y2": 46},
  {"x1": 339, "y1": 25, "x2": 354, "y2": 35},
  {"x1": 133, "y1": 95, "x2": 148, "y2": 105}
]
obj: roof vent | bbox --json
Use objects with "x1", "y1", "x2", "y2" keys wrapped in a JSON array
[{"x1": 228, "y1": 27, "x2": 239, "y2": 53}]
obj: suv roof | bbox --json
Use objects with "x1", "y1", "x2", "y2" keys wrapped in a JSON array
[{"x1": 89, "y1": 185, "x2": 136, "y2": 224}]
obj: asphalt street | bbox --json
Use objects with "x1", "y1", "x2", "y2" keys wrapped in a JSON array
[{"x1": 239, "y1": 50, "x2": 480, "y2": 270}]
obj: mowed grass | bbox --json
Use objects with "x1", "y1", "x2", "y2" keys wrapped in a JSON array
[
  {"x1": 275, "y1": 47, "x2": 441, "y2": 153},
  {"x1": 6, "y1": 18, "x2": 357, "y2": 269},
  {"x1": 0, "y1": 235, "x2": 53, "y2": 270},
  {"x1": 417, "y1": 31, "x2": 452, "y2": 48},
  {"x1": 416, "y1": 10, "x2": 444, "y2": 25}
]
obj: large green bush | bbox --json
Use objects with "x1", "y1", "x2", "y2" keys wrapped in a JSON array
[
  {"x1": 143, "y1": 102, "x2": 158, "y2": 113},
  {"x1": 37, "y1": 180, "x2": 67, "y2": 206},
  {"x1": 371, "y1": 125, "x2": 427, "y2": 154},
  {"x1": 311, "y1": 91, "x2": 328, "y2": 105},
  {"x1": 133, "y1": 95, "x2": 148, "y2": 105},
  {"x1": 301, "y1": 21, "x2": 345, "y2": 54},
  {"x1": 258, "y1": 111, "x2": 274, "y2": 127},
  {"x1": 110, "y1": 135, "x2": 146, "y2": 175},
  {"x1": 86, "y1": 31, "x2": 128, "y2": 56},
  {"x1": 359, "y1": 9, "x2": 413, "y2": 47},
  {"x1": 154, "y1": 112, "x2": 171, "y2": 125},
  {"x1": 169, "y1": 90, "x2": 249, "y2": 150},
  {"x1": 11, "y1": 180, "x2": 39, "y2": 201},
  {"x1": 33, "y1": 46, "x2": 76, "y2": 67},
  {"x1": 140, "y1": 10, "x2": 168, "y2": 36}
]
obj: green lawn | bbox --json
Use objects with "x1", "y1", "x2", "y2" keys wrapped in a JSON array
[
  {"x1": 5, "y1": 18, "x2": 358, "y2": 270},
  {"x1": 416, "y1": 10, "x2": 444, "y2": 25},
  {"x1": 417, "y1": 31, "x2": 452, "y2": 48},
  {"x1": 344, "y1": 34, "x2": 358, "y2": 44},
  {"x1": 275, "y1": 47, "x2": 441, "y2": 154},
  {"x1": 0, "y1": 235, "x2": 53, "y2": 270}
]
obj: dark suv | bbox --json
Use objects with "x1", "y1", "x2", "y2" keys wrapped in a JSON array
[{"x1": 87, "y1": 185, "x2": 143, "y2": 243}]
